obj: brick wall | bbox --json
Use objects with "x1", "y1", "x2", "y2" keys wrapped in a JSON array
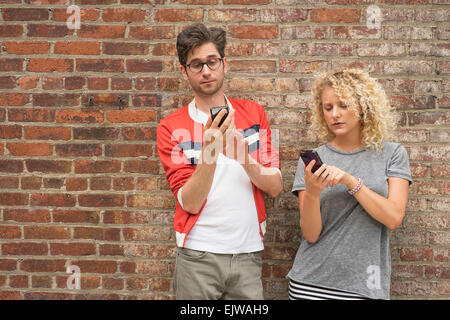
[{"x1": 0, "y1": 0, "x2": 448, "y2": 300}]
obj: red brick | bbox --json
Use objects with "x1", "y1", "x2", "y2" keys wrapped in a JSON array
[
  {"x1": 55, "y1": 144, "x2": 102, "y2": 157},
  {"x1": 99, "y1": 244, "x2": 124, "y2": 256},
  {"x1": 0, "y1": 225, "x2": 22, "y2": 238},
  {"x1": 3, "y1": 209, "x2": 50, "y2": 223},
  {"x1": 32, "y1": 275, "x2": 52, "y2": 288},
  {"x1": 2, "y1": 8, "x2": 49, "y2": 21},
  {"x1": 106, "y1": 109, "x2": 156, "y2": 123},
  {"x1": 229, "y1": 26, "x2": 278, "y2": 39},
  {"x1": 73, "y1": 127, "x2": 120, "y2": 140},
  {"x1": 128, "y1": 26, "x2": 175, "y2": 40},
  {"x1": 0, "y1": 76, "x2": 16, "y2": 89},
  {"x1": 3, "y1": 41, "x2": 50, "y2": 54},
  {"x1": 54, "y1": 41, "x2": 100, "y2": 55},
  {"x1": 0, "y1": 259, "x2": 17, "y2": 271},
  {"x1": 42, "y1": 77, "x2": 63, "y2": 90},
  {"x1": 0, "y1": 193, "x2": 28, "y2": 206},
  {"x1": 73, "y1": 227, "x2": 120, "y2": 241},
  {"x1": 127, "y1": 194, "x2": 175, "y2": 209},
  {"x1": 0, "y1": 93, "x2": 29, "y2": 106},
  {"x1": 24, "y1": 126, "x2": 71, "y2": 140},
  {"x1": 154, "y1": 9, "x2": 203, "y2": 22},
  {"x1": 8, "y1": 108, "x2": 54, "y2": 122},
  {"x1": 0, "y1": 58, "x2": 23, "y2": 71},
  {"x1": 78, "y1": 194, "x2": 125, "y2": 207},
  {"x1": 9, "y1": 275, "x2": 28, "y2": 288},
  {"x1": 0, "y1": 291, "x2": 20, "y2": 300},
  {"x1": 56, "y1": 110, "x2": 104, "y2": 123},
  {"x1": 0, "y1": 25, "x2": 23, "y2": 37},
  {"x1": 122, "y1": 127, "x2": 156, "y2": 140},
  {"x1": 90, "y1": 177, "x2": 111, "y2": 191},
  {"x1": 126, "y1": 59, "x2": 163, "y2": 73},
  {"x1": 0, "y1": 176, "x2": 19, "y2": 189},
  {"x1": 78, "y1": 25, "x2": 126, "y2": 39},
  {"x1": 0, "y1": 160, "x2": 23, "y2": 173},
  {"x1": 113, "y1": 177, "x2": 134, "y2": 191},
  {"x1": 20, "y1": 259, "x2": 66, "y2": 272},
  {"x1": 102, "y1": 277, "x2": 124, "y2": 290},
  {"x1": 123, "y1": 226, "x2": 171, "y2": 241},
  {"x1": 228, "y1": 60, "x2": 277, "y2": 73},
  {"x1": 103, "y1": 42, "x2": 149, "y2": 55},
  {"x1": 123, "y1": 160, "x2": 159, "y2": 174},
  {"x1": 21, "y1": 176, "x2": 42, "y2": 189},
  {"x1": 27, "y1": 24, "x2": 71, "y2": 38},
  {"x1": 24, "y1": 225, "x2": 71, "y2": 239},
  {"x1": 0, "y1": 125, "x2": 22, "y2": 139},
  {"x1": 311, "y1": 8, "x2": 361, "y2": 23},
  {"x1": 71, "y1": 260, "x2": 117, "y2": 274},
  {"x1": 24, "y1": 292, "x2": 72, "y2": 300},
  {"x1": 74, "y1": 160, "x2": 121, "y2": 173},
  {"x1": 53, "y1": 210, "x2": 100, "y2": 224},
  {"x1": 26, "y1": 160, "x2": 72, "y2": 173},
  {"x1": 132, "y1": 94, "x2": 161, "y2": 107},
  {"x1": 7, "y1": 142, "x2": 53, "y2": 156},
  {"x1": 65, "y1": 76, "x2": 86, "y2": 90},
  {"x1": 30, "y1": 194, "x2": 76, "y2": 207},
  {"x1": 18, "y1": 76, "x2": 39, "y2": 89},
  {"x1": 65, "y1": 178, "x2": 88, "y2": 191},
  {"x1": 51, "y1": 8, "x2": 99, "y2": 22},
  {"x1": 76, "y1": 59, "x2": 124, "y2": 72},
  {"x1": 2, "y1": 243, "x2": 48, "y2": 255},
  {"x1": 102, "y1": 8, "x2": 147, "y2": 22},
  {"x1": 105, "y1": 144, "x2": 153, "y2": 157},
  {"x1": 50, "y1": 243, "x2": 96, "y2": 256},
  {"x1": 27, "y1": 58, "x2": 73, "y2": 72},
  {"x1": 223, "y1": 0, "x2": 270, "y2": 3}
]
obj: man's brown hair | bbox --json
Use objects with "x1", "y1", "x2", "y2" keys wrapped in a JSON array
[{"x1": 176, "y1": 23, "x2": 226, "y2": 67}]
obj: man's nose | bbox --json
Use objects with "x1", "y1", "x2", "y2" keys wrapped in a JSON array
[{"x1": 201, "y1": 63, "x2": 213, "y2": 76}]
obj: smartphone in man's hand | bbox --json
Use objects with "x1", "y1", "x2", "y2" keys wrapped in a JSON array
[
  {"x1": 300, "y1": 150, "x2": 324, "y2": 173},
  {"x1": 210, "y1": 105, "x2": 229, "y2": 127}
]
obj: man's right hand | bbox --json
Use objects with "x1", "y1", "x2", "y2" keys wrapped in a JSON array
[{"x1": 201, "y1": 108, "x2": 235, "y2": 164}]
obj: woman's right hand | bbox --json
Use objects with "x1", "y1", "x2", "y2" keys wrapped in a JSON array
[{"x1": 303, "y1": 160, "x2": 331, "y2": 197}]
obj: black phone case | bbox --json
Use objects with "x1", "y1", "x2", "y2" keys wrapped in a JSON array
[
  {"x1": 300, "y1": 150, "x2": 323, "y2": 173},
  {"x1": 210, "y1": 105, "x2": 229, "y2": 127}
]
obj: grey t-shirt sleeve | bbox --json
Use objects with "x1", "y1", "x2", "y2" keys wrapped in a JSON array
[
  {"x1": 291, "y1": 157, "x2": 306, "y2": 197},
  {"x1": 387, "y1": 144, "x2": 412, "y2": 184}
]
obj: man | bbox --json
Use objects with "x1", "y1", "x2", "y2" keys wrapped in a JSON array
[{"x1": 156, "y1": 23, "x2": 282, "y2": 300}]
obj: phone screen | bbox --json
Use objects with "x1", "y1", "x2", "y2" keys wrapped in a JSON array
[{"x1": 300, "y1": 150, "x2": 323, "y2": 173}]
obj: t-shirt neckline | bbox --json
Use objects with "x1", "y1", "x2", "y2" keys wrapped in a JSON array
[{"x1": 325, "y1": 143, "x2": 366, "y2": 155}]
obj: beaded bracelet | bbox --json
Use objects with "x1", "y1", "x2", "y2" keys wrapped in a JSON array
[{"x1": 348, "y1": 178, "x2": 363, "y2": 196}]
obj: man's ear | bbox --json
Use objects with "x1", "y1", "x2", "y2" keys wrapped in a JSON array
[
  {"x1": 223, "y1": 57, "x2": 227, "y2": 75},
  {"x1": 180, "y1": 64, "x2": 189, "y2": 81}
]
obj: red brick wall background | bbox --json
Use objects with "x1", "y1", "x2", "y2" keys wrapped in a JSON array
[{"x1": 0, "y1": 1, "x2": 448, "y2": 300}]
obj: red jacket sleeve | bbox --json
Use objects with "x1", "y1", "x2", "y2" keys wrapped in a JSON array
[
  {"x1": 258, "y1": 106, "x2": 281, "y2": 171},
  {"x1": 156, "y1": 120, "x2": 195, "y2": 198}
]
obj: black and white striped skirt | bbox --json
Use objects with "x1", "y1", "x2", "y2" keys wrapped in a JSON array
[{"x1": 289, "y1": 279, "x2": 370, "y2": 300}]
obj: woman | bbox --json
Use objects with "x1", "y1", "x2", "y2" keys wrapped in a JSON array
[{"x1": 288, "y1": 69, "x2": 412, "y2": 300}]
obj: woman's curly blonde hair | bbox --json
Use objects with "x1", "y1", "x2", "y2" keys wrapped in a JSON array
[{"x1": 310, "y1": 68, "x2": 398, "y2": 152}]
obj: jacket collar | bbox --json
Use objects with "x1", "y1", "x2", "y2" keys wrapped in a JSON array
[{"x1": 188, "y1": 95, "x2": 234, "y2": 125}]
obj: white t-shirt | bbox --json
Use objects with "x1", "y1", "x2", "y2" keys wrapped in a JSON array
[{"x1": 178, "y1": 98, "x2": 264, "y2": 254}]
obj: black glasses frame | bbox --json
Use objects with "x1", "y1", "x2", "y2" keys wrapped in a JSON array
[{"x1": 185, "y1": 58, "x2": 224, "y2": 74}]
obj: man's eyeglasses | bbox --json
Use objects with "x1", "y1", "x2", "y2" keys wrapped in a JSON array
[{"x1": 185, "y1": 57, "x2": 223, "y2": 74}]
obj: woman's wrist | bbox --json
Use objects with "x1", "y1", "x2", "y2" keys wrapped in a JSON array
[{"x1": 343, "y1": 174, "x2": 358, "y2": 190}]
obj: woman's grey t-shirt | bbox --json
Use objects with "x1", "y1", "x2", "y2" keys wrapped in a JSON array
[{"x1": 288, "y1": 142, "x2": 412, "y2": 300}]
